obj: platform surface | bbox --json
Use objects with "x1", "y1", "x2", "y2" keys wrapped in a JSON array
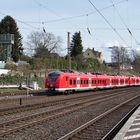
[{"x1": 113, "y1": 106, "x2": 140, "y2": 140}]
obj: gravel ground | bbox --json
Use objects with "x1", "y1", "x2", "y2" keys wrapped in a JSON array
[
  {"x1": 0, "y1": 97, "x2": 93, "y2": 123},
  {"x1": 1, "y1": 90, "x2": 140, "y2": 140},
  {"x1": 0, "y1": 87, "x2": 133, "y2": 109},
  {"x1": 0, "y1": 91, "x2": 96, "y2": 109}
]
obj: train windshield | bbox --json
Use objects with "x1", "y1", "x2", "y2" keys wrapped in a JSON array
[{"x1": 48, "y1": 71, "x2": 61, "y2": 83}]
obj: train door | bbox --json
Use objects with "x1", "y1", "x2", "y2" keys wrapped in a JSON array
[
  {"x1": 89, "y1": 78, "x2": 91, "y2": 88},
  {"x1": 118, "y1": 78, "x2": 120, "y2": 87},
  {"x1": 110, "y1": 77, "x2": 112, "y2": 87},
  {"x1": 77, "y1": 77, "x2": 80, "y2": 89}
]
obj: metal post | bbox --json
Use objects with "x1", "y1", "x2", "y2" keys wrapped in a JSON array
[
  {"x1": 20, "y1": 98, "x2": 22, "y2": 105},
  {"x1": 26, "y1": 77, "x2": 29, "y2": 95},
  {"x1": 67, "y1": 32, "x2": 71, "y2": 70}
]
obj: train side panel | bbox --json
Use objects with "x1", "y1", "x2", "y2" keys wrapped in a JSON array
[{"x1": 45, "y1": 70, "x2": 140, "y2": 94}]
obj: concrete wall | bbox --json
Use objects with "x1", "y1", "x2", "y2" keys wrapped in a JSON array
[{"x1": 0, "y1": 69, "x2": 10, "y2": 75}]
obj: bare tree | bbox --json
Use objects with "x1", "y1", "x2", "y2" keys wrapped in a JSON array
[
  {"x1": 131, "y1": 49, "x2": 140, "y2": 73},
  {"x1": 26, "y1": 31, "x2": 62, "y2": 57},
  {"x1": 110, "y1": 46, "x2": 130, "y2": 74}
]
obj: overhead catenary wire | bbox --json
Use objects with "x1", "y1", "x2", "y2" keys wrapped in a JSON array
[
  {"x1": 25, "y1": 0, "x2": 129, "y2": 24},
  {"x1": 0, "y1": 0, "x2": 131, "y2": 39},
  {"x1": 22, "y1": 0, "x2": 130, "y2": 45},
  {"x1": 110, "y1": 0, "x2": 139, "y2": 45},
  {"x1": 88, "y1": 0, "x2": 129, "y2": 47},
  {"x1": 0, "y1": 12, "x2": 39, "y2": 30},
  {"x1": 0, "y1": 0, "x2": 132, "y2": 33},
  {"x1": 0, "y1": 0, "x2": 136, "y2": 55},
  {"x1": 33, "y1": 0, "x2": 99, "y2": 49}
]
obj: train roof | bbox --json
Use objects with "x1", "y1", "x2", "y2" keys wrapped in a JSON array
[{"x1": 48, "y1": 70, "x2": 140, "y2": 78}]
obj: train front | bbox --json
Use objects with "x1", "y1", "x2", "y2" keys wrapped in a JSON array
[{"x1": 45, "y1": 71, "x2": 61, "y2": 93}]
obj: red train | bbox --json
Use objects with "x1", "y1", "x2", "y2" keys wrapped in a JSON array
[{"x1": 45, "y1": 70, "x2": 140, "y2": 94}]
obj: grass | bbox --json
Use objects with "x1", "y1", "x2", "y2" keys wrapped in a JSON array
[{"x1": 0, "y1": 88, "x2": 26, "y2": 94}]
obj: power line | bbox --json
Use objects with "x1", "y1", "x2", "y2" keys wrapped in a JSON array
[
  {"x1": 0, "y1": 12, "x2": 39, "y2": 30},
  {"x1": 110, "y1": 0, "x2": 139, "y2": 45},
  {"x1": 24, "y1": 0, "x2": 128, "y2": 24},
  {"x1": 88, "y1": 0, "x2": 129, "y2": 46}
]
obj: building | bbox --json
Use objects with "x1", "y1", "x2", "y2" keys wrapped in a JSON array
[
  {"x1": 106, "y1": 62, "x2": 133, "y2": 71},
  {"x1": 0, "y1": 34, "x2": 14, "y2": 61},
  {"x1": 0, "y1": 61, "x2": 5, "y2": 69},
  {"x1": 83, "y1": 48, "x2": 104, "y2": 64}
]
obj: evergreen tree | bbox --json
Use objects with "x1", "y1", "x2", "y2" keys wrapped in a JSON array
[
  {"x1": 71, "y1": 31, "x2": 83, "y2": 58},
  {"x1": 0, "y1": 15, "x2": 23, "y2": 62}
]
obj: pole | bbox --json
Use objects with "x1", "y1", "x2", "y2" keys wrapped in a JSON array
[
  {"x1": 20, "y1": 98, "x2": 22, "y2": 105},
  {"x1": 67, "y1": 32, "x2": 71, "y2": 70}
]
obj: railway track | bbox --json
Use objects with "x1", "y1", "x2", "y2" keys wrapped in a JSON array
[
  {"x1": 0, "y1": 89, "x2": 137, "y2": 137},
  {"x1": 0, "y1": 89, "x2": 45, "y2": 97},
  {"x1": 58, "y1": 97, "x2": 140, "y2": 140},
  {"x1": 102, "y1": 104, "x2": 139, "y2": 140},
  {"x1": 0, "y1": 87, "x2": 134, "y2": 117}
]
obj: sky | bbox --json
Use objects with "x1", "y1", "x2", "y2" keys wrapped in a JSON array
[{"x1": 0, "y1": 0, "x2": 140, "y2": 62}]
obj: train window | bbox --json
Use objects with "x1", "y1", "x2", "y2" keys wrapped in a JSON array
[
  {"x1": 111, "y1": 80, "x2": 113, "y2": 84},
  {"x1": 81, "y1": 80, "x2": 83, "y2": 84},
  {"x1": 73, "y1": 80, "x2": 76, "y2": 85},
  {"x1": 66, "y1": 77, "x2": 68, "y2": 81},
  {"x1": 48, "y1": 72, "x2": 60, "y2": 83},
  {"x1": 84, "y1": 80, "x2": 86, "y2": 84},
  {"x1": 87, "y1": 80, "x2": 88, "y2": 84},
  {"x1": 92, "y1": 80, "x2": 95, "y2": 84},
  {"x1": 70, "y1": 80, "x2": 72, "y2": 85},
  {"x1": 120, "y1": 80, "x2": 124, "y2": 84}
]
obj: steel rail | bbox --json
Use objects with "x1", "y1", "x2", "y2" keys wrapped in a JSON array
[
  {"x1": 58, "y1": 95, "x2": 140, "y2": 140},
  {"x1": 0, "y1": 90, "x2": 129, "y2": 137},
  {"x1": 101, "y1": 104, "x2": 140, "y2": 140},
  {"x1": 0, "y1": 87, "x2": 130, "y2": 116}
]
